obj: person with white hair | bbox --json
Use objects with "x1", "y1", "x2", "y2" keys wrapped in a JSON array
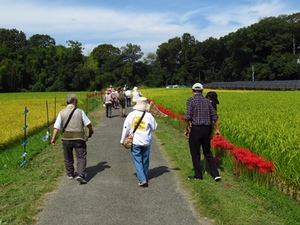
[{"x1": 51, "y1": 93, "x2": 94, "y2": 184}]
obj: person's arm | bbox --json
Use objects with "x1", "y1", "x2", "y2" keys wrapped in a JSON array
[
  {"x1": 86, "y1": 123, "x2": 94, "y2": 137},
  {"x1": 213, "y1": 120, "x2": 220, "y2": 137},
  {"x1": 51, "y1": 113, "x2": 62, "y2": 145},
  {"x1": 51, "y1": 128, "x2": 59, "y2": 146},
  {"x1": 184, "y1": 119, "x2": 190, "y2": 138}
]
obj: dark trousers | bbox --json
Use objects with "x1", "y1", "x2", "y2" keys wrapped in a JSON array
[
  {"x1": 105, "y1": 103, "x2": 112, "y2": 117},
  {"x1": 62, "y1": 140, "x2": 87, "y2": 176},
  {"x1": 126, "y1": 97, "x2": 131, "y2": 107},
  {"x1": 188, "y1": 125, "x2": 219, "y2": 178}
]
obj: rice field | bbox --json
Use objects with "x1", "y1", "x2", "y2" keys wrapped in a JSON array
[
  {"x1": 0, "y1": 92, "x2": 100, "y2": 150},
  {"x1": 141, "y1": 88, "x2": 300, "y2": 193}
]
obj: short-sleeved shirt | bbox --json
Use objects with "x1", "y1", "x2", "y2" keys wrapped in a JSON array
[{"x1": 184, "y1": 93, "x2": 218, "y2": 126}]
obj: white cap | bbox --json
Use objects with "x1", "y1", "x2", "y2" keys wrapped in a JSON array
[{"x1": 192, "y1": 83, "x2": 203, "y2": 91}]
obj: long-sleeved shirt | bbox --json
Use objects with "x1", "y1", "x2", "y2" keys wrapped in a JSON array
[{"x1": 184, "y1": 93, "x2": 218, "y2": 126}]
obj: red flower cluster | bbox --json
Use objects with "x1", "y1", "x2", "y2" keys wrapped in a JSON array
[
  {"x1": 212, "y1": 135, "x2": 275, "y2": 174},
  {"x1": 149, "y1": 100, "x2": 180, "y2": 118},
  {"x1": 156, "y1": 105, "x2": 177, "y2": 118},
  {"x1": 211, "y1": 136, "x2": 236, "y2": 150}
]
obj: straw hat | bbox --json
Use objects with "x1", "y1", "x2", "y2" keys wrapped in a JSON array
[{"x1": 133, "y1": 97, "x2": 150, "y2": 111}]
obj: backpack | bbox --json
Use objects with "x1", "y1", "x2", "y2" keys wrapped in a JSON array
[{"x1": 118, "y1": 92, "x2": 125, "y2": 102}]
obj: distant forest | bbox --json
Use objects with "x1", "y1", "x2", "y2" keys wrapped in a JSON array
[{"x1": 1, "y1": 12, "x2": 300, "y2": 92}]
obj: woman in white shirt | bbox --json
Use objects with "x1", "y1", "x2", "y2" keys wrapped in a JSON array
[{"x1": 120, "y1": 97, "x2": 157, "y2": 187}]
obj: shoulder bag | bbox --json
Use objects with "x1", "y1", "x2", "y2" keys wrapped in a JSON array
[
  {"x1": 123, "y1": 111, "x2": 146, "y2": 149},
  {"x1": 62, "y1": 107, "x2": 77, "y2": 133}
]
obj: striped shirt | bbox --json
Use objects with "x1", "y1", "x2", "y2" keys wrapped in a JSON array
[{"x1": 184, "y1": 93, "x2": 218, "y2": 126}]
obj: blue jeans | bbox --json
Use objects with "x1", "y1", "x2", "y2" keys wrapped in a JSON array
[{"x1": 131, "y1": 144, "x2": 151, "y2": 183}]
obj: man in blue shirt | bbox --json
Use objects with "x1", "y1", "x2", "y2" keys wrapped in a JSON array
[{"x1": 184, "y1": 83, "x2": 221, "y2": 182}]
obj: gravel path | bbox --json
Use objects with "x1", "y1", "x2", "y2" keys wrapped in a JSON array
[{"x1": 35, "y1": 106, "x2": 213, "y2": 225}]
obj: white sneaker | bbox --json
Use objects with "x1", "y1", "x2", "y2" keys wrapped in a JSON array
[{"x1": 214, "y1": 176, "x2": 221, "y2": 182}]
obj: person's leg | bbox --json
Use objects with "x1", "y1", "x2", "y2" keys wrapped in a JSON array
[
  {"x1": 74, "y1": 140, "x2": 87, "y2": 176},
  {"x1": 141, "y1": 145, "x2": 151, "y2": 179},
  {"x1": 202, "y1": 126, "x2": 220, "y2": 178},
  {"x1": 128, "y1": 98, "x2": 131, "y2": 107},
  {"x1": 105, "y1": 103, "x2": 109, "y2": 117},
  {"x1": 107, "y1": 103, "x2": 112, "y2": 117},
  {"x1": 119, "y1": 102, "x2": 125, "y2": 117},
  {"x1": 188, "y1": 126, "x2": 203, "y2": 178},
  {"x1": 131, "y1": 144, "x2": 147, "y2": 184},
  {"x1": 62, "y1": 140, "x2": 75, "y2": 175}
]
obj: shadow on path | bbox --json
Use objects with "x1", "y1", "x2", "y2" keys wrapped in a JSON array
[{"x1": 86, "y1": 161, "x2": 111, "y2": 182}]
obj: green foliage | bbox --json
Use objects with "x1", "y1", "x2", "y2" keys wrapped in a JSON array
[{"x1": 1, "y1": 13, "x2": 300, "y2": 91}]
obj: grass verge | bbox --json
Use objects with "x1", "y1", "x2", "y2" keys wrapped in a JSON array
[
  {"x1": 154, "y1": 117, "x2": 300, "y2": 225},
  {"x1": 0, "y1": 106, "x2": 104, "y2": 225}
]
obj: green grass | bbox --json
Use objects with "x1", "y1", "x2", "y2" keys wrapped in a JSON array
[{"x1": 154, "y1": 117, "x2": 300, "y2": 225}]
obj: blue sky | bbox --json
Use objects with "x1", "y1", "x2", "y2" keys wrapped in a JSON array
[{"x1": 1, "y1": 0, "x2": 299, "y2": 56}]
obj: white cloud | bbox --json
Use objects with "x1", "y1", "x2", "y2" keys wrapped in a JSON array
[{"x1": 1, "y1": 0, "x2": 299, "y2": 55}]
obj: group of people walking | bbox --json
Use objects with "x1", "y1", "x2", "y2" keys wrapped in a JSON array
[
  {"x1": 50, "y1": 83, "x2": 221, "y2": 187},
  {"x1": 103, "y1": 85, "x2": 142, "y2": 118}
]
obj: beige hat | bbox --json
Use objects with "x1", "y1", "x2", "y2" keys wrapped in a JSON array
[{"x1": 133, "y1": 97, "x2": 150, "y2": 111}]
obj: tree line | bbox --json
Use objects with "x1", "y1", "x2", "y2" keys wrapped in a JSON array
[{"x1": 1, "y1": 12, "x2": 300, "y2": 92}]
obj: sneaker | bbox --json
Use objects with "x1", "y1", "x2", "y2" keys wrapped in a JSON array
[
  {"x1": 76, "y1": 174, "x2": 87, "y2": 184},
  {"x1": 188, "y1": 176, "x2": 203, "y2": 180},
  {"x1": 67, "y1": 172, "x2": 77, "y2": 180},
  {"x1": 214, "y1": 176, "x2": 222, "y2": 182}
]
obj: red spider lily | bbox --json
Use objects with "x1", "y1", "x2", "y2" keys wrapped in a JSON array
[
  {"x1": 258, "y1": 161, "x2": 275, "y2": 173},
  {"x1": 177, "y1": 115, "x2": 185, "y2": 120},
  {"x1": 157, "y1": 105, "x2": 176, "y2": 118},
  {"x1": 211, "y1": 135, "x2": 236, "y2": 150},
  {"x1": 231, "y1": 148, "x2": 274, "y2": 173}
]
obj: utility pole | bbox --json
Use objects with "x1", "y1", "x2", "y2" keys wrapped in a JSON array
[{"x1": 297, "y1": 46, "x2": 300, "y2": 80}]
